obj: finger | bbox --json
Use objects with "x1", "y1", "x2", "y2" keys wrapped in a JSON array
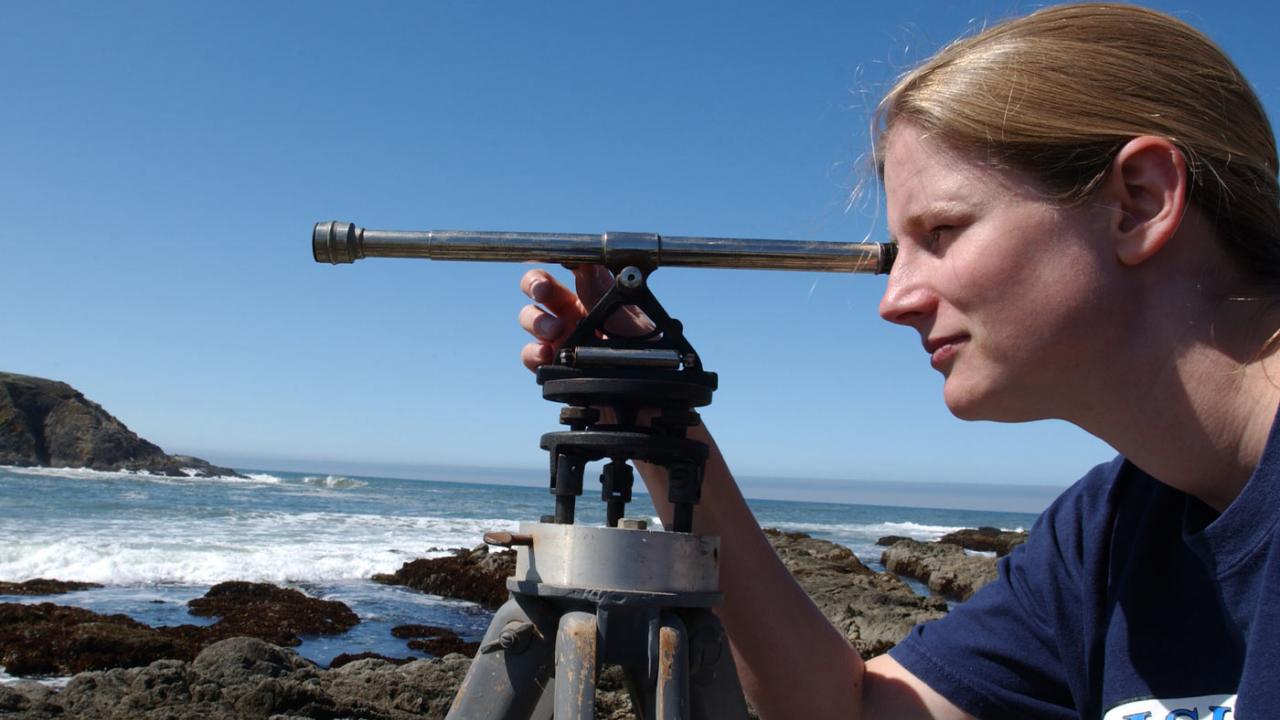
[
  {"x1": 521, "y1": 341, "x2": 554, "y2": 372},
  {"x1": 572, "y1": 265, "x2": 616, "y2": 309},
  {"x1": 521, "y1": 269, "x2": 586, "y2": 320},
  {"x1": 518, "y1": 304, "x2": 564, "y2": 341}
]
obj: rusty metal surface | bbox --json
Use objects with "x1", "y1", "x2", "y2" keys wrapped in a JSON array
[
  {"x1": 554, "y1": 611, "x2": 599, "y2": 720},
  {"x1": 655, "y1": 613, "x2": 690, "y2": 720}
]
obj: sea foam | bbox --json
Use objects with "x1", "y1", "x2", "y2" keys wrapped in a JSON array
[
  {"x1": 0, "y1": 464, "x2": 283, "y2": 486},
  {"x1": 0, "y1": 511, "x2": 516, "y2": 586}
]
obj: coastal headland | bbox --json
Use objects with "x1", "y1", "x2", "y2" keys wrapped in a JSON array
[{"x1": 0, "y1": 373, "x2": 238, "y2": 478}]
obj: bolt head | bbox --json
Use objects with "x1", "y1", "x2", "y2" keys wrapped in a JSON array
[{"x1": 618, "y1": 266, "x2": 643, "y2": 289}]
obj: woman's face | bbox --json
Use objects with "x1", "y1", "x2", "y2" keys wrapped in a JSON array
[{"x1": 878, "y1": 122, "x2": 1121, "y2": 423}]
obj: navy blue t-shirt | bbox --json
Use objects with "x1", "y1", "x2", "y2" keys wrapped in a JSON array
[{"x1": 889, "y1": 410, "x2": 1280, "y2": 719}]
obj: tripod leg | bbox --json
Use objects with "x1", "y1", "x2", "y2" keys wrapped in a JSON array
[
  {"x1": 655, "y1": 612, "x2": 690, "y2": 720},
  {"x1": 446, "y1": 596, "x2": 557, "y2": 720},
  {"x1": 621, "y1": 662, "x2": 655, "y2": 720},
  {"x1": 554, "y1": 610, "x2": 599, "y2": 720},
  {"x1": 686, "y1": 611, "x2": 750, "y2": 720}
]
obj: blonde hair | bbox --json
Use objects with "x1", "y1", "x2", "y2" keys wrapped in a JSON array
[{"x1": 875, "y1": 3, "x2": 1280, "y2": 283}]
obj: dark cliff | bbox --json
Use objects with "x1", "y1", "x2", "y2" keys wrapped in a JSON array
[{"x1": 0, "y1": 372, "x2": 239, "y2": 477}]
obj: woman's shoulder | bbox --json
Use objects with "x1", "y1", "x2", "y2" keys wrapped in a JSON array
[
  {"x1": 1019, "y1": 456, "x2": 1172, "y2": 570},
  {"x1": 1039, "y1": 455, "x2": 1157, "y2": 523}
]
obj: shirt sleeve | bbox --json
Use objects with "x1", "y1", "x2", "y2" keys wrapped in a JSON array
[{"x1": 887, "y1": 461, "x2": 1121, "y2": 718}]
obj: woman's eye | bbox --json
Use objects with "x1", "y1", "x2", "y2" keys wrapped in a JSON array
[{"x1": 925, "y1": 225, "x2": 955, "y2": 250}]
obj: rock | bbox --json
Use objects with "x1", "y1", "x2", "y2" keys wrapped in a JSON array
[
  {"x1": 938, "y1": 526, "x2": 1028, "y2": 557},
  {"x1": 188, "y1": 582, "x2": 360, "y2": 646},
  {"x1": 0, "y1": 602, "x2": 201, "y2": 676},
  {"x1": 0, "y1": 584, "x2": 358, "y2": 679},
  {"x1": 191, "y1": 638, "x2": 315, "y2": 687},
  {"x1": 881, "y1": 539, "x2": 999, "y2": 601},
  {"x1": 390, "y1": 624, "x2": 480, "y2": 658},
  {"x1": 4, "y1": 679, "x2": 53, "y2": 708},
  {"x1": 764, "y1": 529, "x2": 947, "y2": 658},
  {"x1": 327, "y1": 652, "x2": 413, "y2": 669},
  {"x1": 372, "y1": 546, "x2": 515, "y2": 609},
  {"x1": 874, "y1": 535, "x2": 913, "y2": 547},
  {"x1": 191, "y1": 638, "x2": 335, "y2": 718},
  {"x1": 0, "y1": 578, "x2": 104, "y2": 595},
  {"x1": 321, "y1": 653, "x2": 472, "y2": 719},
  {"x1": 45, "y1": 638, "x2": 334, "y2": 720},
  {"x1": 0, "y1": 372, "x2": 241, "y2": 478}
]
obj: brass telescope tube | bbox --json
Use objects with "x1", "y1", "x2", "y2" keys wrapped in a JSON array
[{"x1": 312, "y1": 221, "x2": 896, "y2": 274}]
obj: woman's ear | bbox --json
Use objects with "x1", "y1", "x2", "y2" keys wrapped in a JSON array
[{"x1": 1102, "y1": 136, "x2": 1190, "y2": 266}]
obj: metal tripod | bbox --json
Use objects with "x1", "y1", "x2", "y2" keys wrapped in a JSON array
[{"x1": 445, "y1": 265, "x2": 750, "y2": 720}]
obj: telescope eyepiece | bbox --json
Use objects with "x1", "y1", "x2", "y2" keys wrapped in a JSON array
[{"x1": 313, "y1": 221, "x2": 361, "y2": 264}]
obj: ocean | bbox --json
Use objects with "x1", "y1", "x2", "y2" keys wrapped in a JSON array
[{"x1": 0, "y1": 463, "x2": 1044, "y2": 684}]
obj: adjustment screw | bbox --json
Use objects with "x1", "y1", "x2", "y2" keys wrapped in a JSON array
[
  {"x1": 682, "y1": 353, "x2": 699, "y2": 368},
  {"x1": 557, "y1": 348, "x2": 575, "y2": 365},
  {"x1": 483, "y1": 531, "x2": 533, "y2": 548},
  {"x1": 619, "y1": 518, "x2": 649, "y2": 530},
  {"x1": 480, "y1": 620, "x2": 539, "y2": 655},
  {"x1": 618, "y1": 266, "x2": 644, "y2": 290}
]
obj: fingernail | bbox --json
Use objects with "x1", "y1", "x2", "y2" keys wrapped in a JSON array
[
  {"x1": 530, "y1": 280, "x2": 550, "y2": 302},
  {"x1": 534, "y1": 315, "x2": 560, "y2": 339}
]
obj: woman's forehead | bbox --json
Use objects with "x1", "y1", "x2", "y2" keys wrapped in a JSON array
[
  {"x1": 883, "y1": 123, "x2": 1033, "y2": 217},
  {"x1": 885, "y1": 128, "x2": 990, "y2": 207}
]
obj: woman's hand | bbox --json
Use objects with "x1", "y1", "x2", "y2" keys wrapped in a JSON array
[{"x1": 517, "y1": 265, "x2": 653, "y2": 372}]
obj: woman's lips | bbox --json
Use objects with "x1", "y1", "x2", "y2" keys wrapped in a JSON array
[{"x1": 926, "y1": 335, "x2": 968, "y2": 369}]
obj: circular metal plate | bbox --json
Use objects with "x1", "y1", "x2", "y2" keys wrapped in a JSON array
[{"x1": 512, "y1": 522, "x2": 719, "y2": 595}]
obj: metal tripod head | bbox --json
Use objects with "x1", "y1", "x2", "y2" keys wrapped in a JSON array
[{"x1": 536, "y1": 260, "x2": 717, "y2": 534}]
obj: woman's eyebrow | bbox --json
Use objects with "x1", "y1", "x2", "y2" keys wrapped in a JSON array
[{"x1": 904, "y1": 200, "x2": 977, "y2": 227}]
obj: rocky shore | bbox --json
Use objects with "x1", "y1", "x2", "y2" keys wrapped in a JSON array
[
  {"x1": 0, "y1": 372, "x2": 239, "y2": 478},
  {"x1": 0, "y1": 528, "x2": 1025, "y2": 718},
  {"x1": 876, "y1": 525, "x2": 1028, "y2": 601}
]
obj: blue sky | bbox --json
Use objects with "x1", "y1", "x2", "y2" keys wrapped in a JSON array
[{"x1": 4, "y1": 1, "x2": 1277, "y2": 498}]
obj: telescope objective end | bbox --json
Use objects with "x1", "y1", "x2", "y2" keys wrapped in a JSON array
[{"x1": 313, "y1": 221, "x2": 362, "y2": 264}]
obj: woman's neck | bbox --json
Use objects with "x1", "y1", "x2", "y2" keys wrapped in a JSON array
[{"x1": 1079, "y1": 296, "x2": 1280, "y2": 512}]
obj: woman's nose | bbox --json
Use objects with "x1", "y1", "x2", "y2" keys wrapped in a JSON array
[{"x1": 878, "y1": 255, "x2": 936, "y2": 327}]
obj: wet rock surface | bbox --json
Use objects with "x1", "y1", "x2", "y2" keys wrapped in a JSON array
[
  {"x1": 880, "y1": 538, "x2": 1000, "y2": 601},
  {"x1": 0, "y1": 582, "x2": 358, "y2": 677},
  {"x1": 0, "y1": 372, "x2": 240, "y2": 478},
  {"x1": 187, "y1": 582, "x2": 360, "y2": 647},
  {"x1": 763, "y1": 529, "x2": 947, "y2": 658},
  {"x1": 390, "y1": 624, "x2": 479, "y2": 658},
  {"x1": 371, "y1": 545, "x2": 515, "y2": 609},
  {"x1": 0, "y1": 603, "x2": 202, "y2": 677},
  {"x1": 938, "y1": 526, "x2": 1028, "y2": 557},
  {"x1": 0, "y1": 637, "x2": 473, "y2": 720},
  {"x1": 0, "y1": 579, "x2": 103, "y2": 596}
]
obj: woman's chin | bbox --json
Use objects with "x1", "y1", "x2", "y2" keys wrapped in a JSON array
[
  {"x1": 942, "y1": 381, "x2": 1037, "y2": 423},
  {"x1": 943, "y1": 394, "x2": 987, "y2": 421}
]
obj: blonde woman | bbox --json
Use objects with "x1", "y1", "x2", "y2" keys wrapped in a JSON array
[{"x1": 519, "y1": 4, "x2": 1280, "y2": 717}]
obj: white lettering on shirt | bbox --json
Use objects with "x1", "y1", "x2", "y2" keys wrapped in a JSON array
[{"x1": 1103, "y1": 694, "x2": 1236, "y2": 720}]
